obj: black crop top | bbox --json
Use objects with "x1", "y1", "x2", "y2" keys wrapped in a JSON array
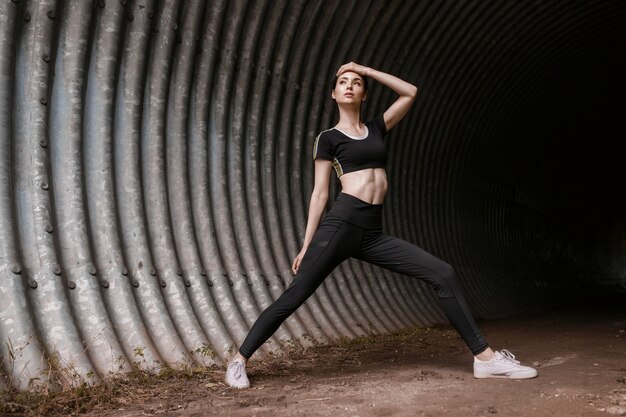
[{"x1": 313, "y1": 114, "x2": 388, "y2": 177}]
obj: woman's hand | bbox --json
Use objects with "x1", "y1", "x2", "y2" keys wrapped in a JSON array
[
  {"x1": 336, "y1": 62, "x2": 370, "y2": 77},
  {"x1": 291, "y1": 247, "x2": 307, "y2": 275}
]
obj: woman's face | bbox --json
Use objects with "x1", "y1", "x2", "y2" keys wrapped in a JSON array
[{"x1": 332, "y1": 71, "x2": 367, "y2": 105}]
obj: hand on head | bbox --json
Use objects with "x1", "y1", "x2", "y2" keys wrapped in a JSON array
[{"x1": 336, "y1": 62, "x2": 368, "y2": 77}]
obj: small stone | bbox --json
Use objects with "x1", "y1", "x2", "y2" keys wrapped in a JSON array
[{"x1": 605, "y1": 406, "x2": 626, "y2": 416}]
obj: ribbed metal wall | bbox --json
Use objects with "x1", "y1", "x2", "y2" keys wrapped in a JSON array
[{"x1": 1, "y1": 0, "x2": 625, "y2": 389}]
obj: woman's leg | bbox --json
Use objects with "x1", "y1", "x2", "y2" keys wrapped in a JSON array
[
  {"x1": 238, "y1": 214, "x2": 361, "y2": 359},
  {"x1": 356, "y1": 233, "x2": 489, "y2": 355}
]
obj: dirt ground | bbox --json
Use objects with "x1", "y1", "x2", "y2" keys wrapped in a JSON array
[{"x1": 3, "y1": 305, "x2": 625, "y2": 417}]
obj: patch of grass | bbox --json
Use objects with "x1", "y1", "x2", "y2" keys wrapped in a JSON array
[
  {"x1": 194, "y1": 343, "x2": 217, "y2": 360},
  {"x1": 0, "y1": 365, "x2": 224, "y2": 417}
]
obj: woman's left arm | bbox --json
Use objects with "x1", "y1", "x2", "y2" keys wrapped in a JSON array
[{"x1": 336, "y1": 62, "x2": 418, "y2": 132}]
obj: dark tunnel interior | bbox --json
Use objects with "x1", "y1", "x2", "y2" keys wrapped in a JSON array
[{"x1": 485, "y1": 39, "x2": 626, "y2": 304}]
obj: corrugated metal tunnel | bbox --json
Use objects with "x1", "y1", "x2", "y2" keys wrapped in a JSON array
[{"x1": 1, "y1": 0, "x2": 625, "y2": 390}]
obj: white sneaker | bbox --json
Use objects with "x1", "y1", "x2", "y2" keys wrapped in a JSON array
[
  {"x1": 474, "y1": 349, "x2": 538, "y2": 379},
  {"x1": 225, "y1": 359, "x2": 250, "y2": 388}
]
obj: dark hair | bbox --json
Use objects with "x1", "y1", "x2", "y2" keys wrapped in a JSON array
[{"x1": 331, "y1": 73, "x2": 369, "y2": 93}]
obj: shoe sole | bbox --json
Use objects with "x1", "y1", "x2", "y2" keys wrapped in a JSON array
[
  {"x1": 225, "y1": 375, "x2": 250, "y2": 389},
  {"x1": 225, "y1": 380, "x2": 250, "y2": 388},
  {"x1": 474, "y1": 370, "x2": 538, "y2": 379}
]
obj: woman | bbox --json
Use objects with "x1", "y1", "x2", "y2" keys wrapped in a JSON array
[{"x1": 225, "y1": 62, "x2": 537, "y2": 388}]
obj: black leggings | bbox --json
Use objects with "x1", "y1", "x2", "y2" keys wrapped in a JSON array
[{"x1": 239, "y1": 193, "x2": 489, "y2": 358}]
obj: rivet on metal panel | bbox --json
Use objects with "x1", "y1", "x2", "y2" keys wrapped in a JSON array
[
  {"x1": 172, "y1": 23, "x2": 178, "y2": 31},
  {"x1": 46, "y1": 10, "x2": 55, "y2": 19},
  {"x1": 147, "y1": 11, "x2": 153, "y2": 19},
  {"x1": 221, "y1": 271, "x2": 227, "y2": 277},
  {"x1": 128, "y1": 14, "x2": 134, "y2": 21},
  {"x1": 42, "y1": 54, "x2": 50, "y2": 63},
  {"x1": 131, "y1": 279, "x2": 139, "y2": 287},
  {"x1": 149, "y1": 269, "x2": 156, "y2": 276},
  {"x1": 23, "y1": 12, "x2": 30, "y2": 22},
  {"x1": 45, "y1": 224, "x2": 53, "y2": 233},
  {"x1": 11, "y1": 264, "x2": 21, "y2": 274},
  {"x1": 264, "y1": 279, "x2": 270, "y2": 286},
  {"x1": 247, "y1": 279, "x2": 252, "y2": 286},
  {"x1": 88, "y1": 264, "x2": 97, "y2": 275},
  {"x1": 184, "y1": 280, "x2": 191, "y2": 287},
  {"x1": 121, "y1": 267, "x2": 128, "y2": 276},
  {"x1": 159, "y1": 279, "x2": 166, "y2": 288},
  {"x1": 40, "y1": 97, "x2": 48, "y2": 105},
  {"x1": 40, "y1": 181, "x2": 49, "y2": 190},
  {"x1": 98, "y1": 0, "x2": 105, "y2": 8},
  {"x1": 200, "y1": 270, "x2": 206, "y2": 276},
  {"x1": 207, "y1": 280, "x2": 213, "y2": 287},
  {"x1": 227, "y1": 279, "x2": 234, "y2": 287},
  {"x1": 152, "y1": 26, "x2": 159, "y2": 33},
  {"x1": 68, "y1": 280, "x2": 76, "y2": 289},
  {"x1": 28, "y1": 280, "x2": 38, "y2": 289},
  {"x1": 100, "y1": 279, "x2": 109, "y2": 288},
  {"x1": 176, "y1": 269, "x2": 183, "y2": 276},
  {"x1": 53, "y1": 264, "x2": 62, "y2": 275},
  {"x1": 39, "y1": 139, "x2": 48, "y2": 148}
]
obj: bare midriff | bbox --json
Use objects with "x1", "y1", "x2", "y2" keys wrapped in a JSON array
[{"x1": 339, "y1": 167, "x2": 388, "y2": 205}]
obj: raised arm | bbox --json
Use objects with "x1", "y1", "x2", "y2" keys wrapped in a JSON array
[
  {"x1": 336, "y1": 62, "x2": 418, "y2": 132},
  {"x1": 292, "y1": 159, "x2": 333, "y2": 274}
]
